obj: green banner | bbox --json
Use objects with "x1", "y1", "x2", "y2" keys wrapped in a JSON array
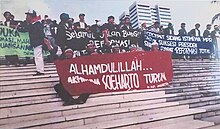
[{"x1": 0, "y1": 25, "x2": 33, "y2": 57}]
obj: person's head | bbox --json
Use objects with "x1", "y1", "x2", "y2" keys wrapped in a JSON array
[
  {"x1": 154, "y1": 22, "x2": 160, "y2": 28},
  {"x1": 52, "y1": 20, "x2": 57, "y2": 25},
  {"x1": 181, "y1": 23, "x2": 186, "y2": 29},
  {"x1": 3, "y1": 11, "x2": 12, "y2": 21},
  {"x1": 25, "y1": 9, "x2": 37, "y2": 23},
  {"x1": 79, "y1": 13, "x2": 85, "y2": 22},
  {"x1": 195, "y1": 23, "x2": 200, "y2": 29},
  {"x1": 86, "y1": 42, "x2": 96, "y2": 53},
  {"x1": 95, "y1": 19, "x2": 101, "y2": 26},
  {"x1": 206, "y1": 24, "x2": 212, "y2": 30},
  {"x1": 64, "y1": 48, "x2": 74, "y2": 59},
  {"x1": 60, "y1": 13, "x2": 70, "y2": 22},
  {"x1": 68, "y1": 18, "x2": 74, "y2": 24},
  {"x1": 11, "y1": 15, "x2": 14, "y2": 20},
  {"x1": 111, "y1": 43, "x2": 120, "y2": 53},
  {"x1": 142, "y1": 22, "x2": 147, "y2": 28},
  {"x1": 129, "y1": 44, "x2": 138, "y2": 52},
  {"x1": 214, "y1": 25, "x2": 219, "y2": 31},
  {"x1": 124, "y1": 17, "x2": 130, "y2": 24},
  {"x1": 168, "y1": 23, "x2": 173, "y2": 29},
  {"x1": 44, "y1": 15, "x2": 48, "y2": 19},
  {"x1": 108, "y1": 16, "x2": 115, "y2": 24}
]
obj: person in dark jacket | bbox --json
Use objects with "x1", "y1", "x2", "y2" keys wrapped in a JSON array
[
  {"x1": 178, "y1": 23, "x2": 187, "y2": 36},
  {"x1": 203, "y1": 24, "x2": 212, "y2": 38},
  {"x1": 120, "y1": 17, "x2": 132, "y2": 30},
  {"x1": 54, "y1": 48, "x2": 90, "y2": 106},
  {"x1": 2, "y1": 11, "x2": 17, "y2": 28},
  {"x1": 23, "y1": 10, "x2": 45, "y2": 76},
  {"x1": 164, "y1": 23, "x2": 174, "y2": 35},
  {"x1": 102, "y1": 16, "x2": 119, "y2": 31},
  {"x1": 188, "y1": 23, "x2": 201, "y2": 36},
  {"x1": 55, "y1": 13, "x2": 71, "y2": 52},
  {"x1": 74, "y1": 13, "x2": 88, "y2": 30}
]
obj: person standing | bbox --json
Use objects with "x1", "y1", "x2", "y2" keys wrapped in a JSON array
[
  {"x1": 120, "y1": 17, "x2": 132, "y2": 30},
  {"x1": 43, "y1": 17, "x2": 56, "y2": 48},
  {"x1": 55, "y1": 13, "x2": 71, "y2": 52},
  {"x1": 178, "y1": 23, "x2": 187, "y2": 36},
  {"x1": 3, "y1": 11, "x2": 12, "y2": 27},
  {"x1": 24, "y1": 10, "x2": 45, "y2": 76},
  {"x1": 164, "y1": 23, "x2": 174, "y2": 35},
  {"x1": 102, "y1": 16, "x2": 119, "y2": 31},
  {"x1": 74, "y1": 13, "x2": 88, "y2": 30},
  {"x1": 188, "y1": 23, "x2": 201, "y2": 36},
  {"x1": 211, "y1": 25, "x2": 220, "y2": 59},
  {"x1": 150, "y1": 22, "x2": 161, "y2": 34},
  {"x1": 203, "y1": 24, "x2": 212, "y2": 38}
]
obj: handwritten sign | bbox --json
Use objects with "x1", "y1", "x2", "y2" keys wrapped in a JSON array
[
  {"x1": 55, "y1": 51, "x2": 173, "y2": 95},
  {"x1": 0, "y1": 25, "x2": 33, "y2": 57},
  {"x1": 142, "y1": 30, "x2": 213, "y2": 56}
]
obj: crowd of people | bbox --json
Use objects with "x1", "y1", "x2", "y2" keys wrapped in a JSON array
[
  {"x1": 141, "y1": 21, "x2": 220, "y2": 38},
  {"x1": 1, "y1": 10, "x2": 220, "y2": 106},
  {"x1": 1, "y1": 10, "x2": 220, "y2": 72}
]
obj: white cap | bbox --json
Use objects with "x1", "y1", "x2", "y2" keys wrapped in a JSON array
[
  {"x1": 25, "y1": 9, "x2": 37, "y2": 17},
  {"x1": 64, "y1": 48, "x2": 73, "y2": 53}
]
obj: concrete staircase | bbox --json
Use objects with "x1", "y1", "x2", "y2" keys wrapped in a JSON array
[{"x1": 0, "y1": 59, "x2": 220, "y2": 129}]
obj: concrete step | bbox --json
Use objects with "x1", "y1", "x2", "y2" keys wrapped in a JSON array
[
  {"x1": 195, "y1": 103, "x2": 220, "y2": 119},
  {"x1": 0, "y1": 70, "x2": 57, "y2": 77},
  {"x1": 0, "y1": 88, "x2": 162, "y2": 108},
  {"x1": 0, "y1": 82, "x2": 56, "y2": 92},
  {"x1": 0, "y1": 87, "x2": 164, "y2": 108},
  {"x1": 0, "y1": 77, "x2": 59, "y2": 86},
  {"x1": 0, "y1": 98, "x2": 167, "y2": 125},
  {"x1": 202, "y1": 115, "x2": 220, "y2": 124},
  {"x1": 149, "y1": 120, "x2": 214, "y2": 129},
  {"x1": 0, "y1": 102, "x2": 185, "y2": 129},
  {"x1": 0, "y1": 96, "x2": 178, "y2": 126},
  {"x1": 115, "y1": 116, "x2": 194, "y2": 129},
  {"x1": 0, "y1": 64, "x2": 54, "y2": 70},
  {"x1": 179, "y1": 96, "x2": 220, "y2": 107},
  {"x1": 173, "y1": 71, "x2": 220, "y2": 78},
  {"x1": 166, "y1": 83, "x2": 220, "y2": 94},
  {"x1": 0, "y1": 91, "x2": 173, "y2": 119},
  {"x1": 65, "y1": 108, "x2": 207, "y2": 129},
  {"x1": 172, "y1": 75, "x2": 220, "y2": 82},
  {"x1": 0, "y1": 90, "x2": 56, "y2": 100},
  {"x1": 202, "y1": 124, "x2": 220, "y2": 129},
  {"x1": 0, "y1": 73, "x2": 58, "y2": 81},
  {"x1": 173, "y1": 64, "x2": 220, "y2": 67},
  {"x1": 173, "y1": 69, "x2": 220, "y2": 75},
  {"x1": 0, "y1": 88, "x2": 56, "y2": 100},
  {"x1": 0, "y1": 94, "x2": 57, "y2": 106},
  {"x1": 0, "y1": 67, "x2": 56, "y2": 74}
]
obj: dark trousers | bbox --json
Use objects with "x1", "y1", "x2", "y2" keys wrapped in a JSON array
[
  {"x1": 54, "y1": 83, "x2": 73, "y2": 103},
  {"x1": 54, "y1": 83, "x2": 90, "y2": 104}
]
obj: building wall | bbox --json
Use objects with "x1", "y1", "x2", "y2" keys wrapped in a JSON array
[{"x1": 122, "y1": 1, "x2": 172, "y2": 29}]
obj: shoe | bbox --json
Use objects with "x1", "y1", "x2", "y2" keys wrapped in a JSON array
[
  {"x1": 63, "y1": 99, "x2": 77, "y2": 106},
  {"x1": 76, "y1": 99, "x2": 85, "y2": 104},
  {"x1": 15, "y1": 63, "x2": 21, "y2": 67},
  {"x1": 33, "y1": 72, "x2": 45, "y2": 76},
  {"x1": 77, "y1": 93, "x2": 90, "y2": 104}
]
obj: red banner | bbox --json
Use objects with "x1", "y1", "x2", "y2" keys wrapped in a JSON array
[{"x1": 54, "y1": 51, "x2": 173, "y2": 96}]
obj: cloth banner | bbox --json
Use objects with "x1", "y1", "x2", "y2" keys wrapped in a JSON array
[
  {"x1": 55, "y1": 51, "x2": 173, "y2": 96},
  {"x1": 66, "y1": 29, "x2": 141, "y2": 51},
  {"x1": 142, "y1": 30, "x2": 214, "y2": 56},
  {"x1": 0, "y1": 25, "x2": 33, "y2": 57}
]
